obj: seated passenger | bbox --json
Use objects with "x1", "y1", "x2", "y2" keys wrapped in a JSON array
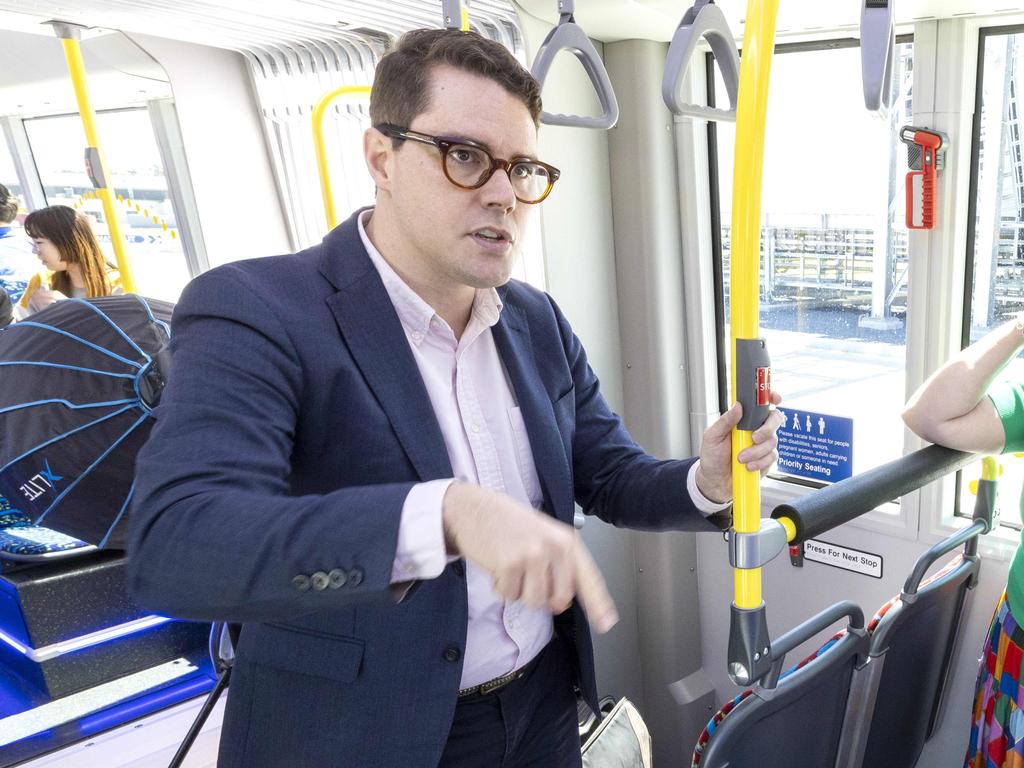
[
  {"x1": 0, "y1": 289, "x2": 11, "y2": 328},
  {"x1": 902, "y1": 316, "x2": 1024, "y2": 768},
  {"x1": 18, "y1": 206, "x2": 122, "y2": 318},
  {"x1": 0, "y1": 184, "x2": 37, "y2": 307}
]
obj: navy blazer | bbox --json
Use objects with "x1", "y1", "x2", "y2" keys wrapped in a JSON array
[{"x1": 129, "y1": 209, "x2": 726, "y2": 768}]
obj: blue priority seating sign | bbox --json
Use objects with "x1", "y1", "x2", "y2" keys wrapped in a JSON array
[{"x1": 774, "y1": 409, "x2": 853, "y2": 483}]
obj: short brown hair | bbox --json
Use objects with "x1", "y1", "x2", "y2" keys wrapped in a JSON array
[
  {"x1": 369, "y1": 29, "x2": 542, "y2": 131},
  {"x1": 0, "y1": 185, "x2": 17, "y2": 224}
]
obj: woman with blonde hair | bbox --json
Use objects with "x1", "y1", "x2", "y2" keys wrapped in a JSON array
[{"x1": 18, "y1": 205, "x2": 121, "y2": 317}]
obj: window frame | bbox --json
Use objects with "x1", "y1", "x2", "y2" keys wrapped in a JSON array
[
  {"x1": 15, "y1": 103, "x2": 206, "y2": 297},
  {"x1": 704, "y1": 34, "x2": 924, "y2": 541},
  {"x1": 696, "y1": 20, "x2": 1024, "y2": 548},
  {"x1": 946, "y1": 22, "x2": 1024, "y2": 556}
]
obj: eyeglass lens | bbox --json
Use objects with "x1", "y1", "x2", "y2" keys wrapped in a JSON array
[{"x1": 444, "y1": 144, "x2": 552, "y2": 203}]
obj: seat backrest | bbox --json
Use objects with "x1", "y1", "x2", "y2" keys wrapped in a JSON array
[
  {"x1": 853, "y1": 553, "x2": 979, "y2": 768},
  {"x1": 696, "y1": 622, "x2": 869, "y2": 768}
]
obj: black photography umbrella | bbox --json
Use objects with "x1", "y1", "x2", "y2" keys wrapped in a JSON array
[{"x1": 0, "y1": 294, "x2": 173, "y2": 549}]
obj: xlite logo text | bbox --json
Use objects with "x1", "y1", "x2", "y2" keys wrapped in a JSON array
[{"x1": 20, "y1": 460, "x2": 63, "y2": 502}]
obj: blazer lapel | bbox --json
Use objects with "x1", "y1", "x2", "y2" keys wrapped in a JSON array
[
  {"x1": 492, "y1": 299, "x2": 574, "y2": 525},
  {"x1": 320, "y1": 213, "x2": 453, "y2": 483}
]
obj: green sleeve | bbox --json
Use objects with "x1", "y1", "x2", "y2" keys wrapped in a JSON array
[{"x1": 988, "y1": 381, "x2": 1024, "y2": 453}]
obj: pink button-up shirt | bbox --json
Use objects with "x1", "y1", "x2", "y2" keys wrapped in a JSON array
[{"x1": 358, "y1": 210, "x2": 725, "y2": 688}]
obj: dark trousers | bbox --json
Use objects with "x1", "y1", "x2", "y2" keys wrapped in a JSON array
[{"x1": 439, "y1": 638, "x2": 583, "y2": 768}]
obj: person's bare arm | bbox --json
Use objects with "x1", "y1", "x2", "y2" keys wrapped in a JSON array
[{"x1": 902, "y1": 317, "x2": 1024, "y2": 453}]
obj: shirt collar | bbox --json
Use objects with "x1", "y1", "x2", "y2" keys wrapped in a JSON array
[{"x1": 356, "y1": 209, "x2": 502, "y2": 344}]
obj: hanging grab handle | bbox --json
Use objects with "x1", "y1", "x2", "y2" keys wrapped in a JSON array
[
  {"x1": 530, "y1": 1, "x2": 619, "y2": 129},
  {"x1": 662, "y1": 0, "x2": 740, "y2": 122},
  {"x1": 861, "y1": 0, "x2": 896, "y2": 112}
]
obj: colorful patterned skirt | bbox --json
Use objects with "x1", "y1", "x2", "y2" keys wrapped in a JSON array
[{"x1": 966, "y1": 592, "x2": 1024, "y2": 768}]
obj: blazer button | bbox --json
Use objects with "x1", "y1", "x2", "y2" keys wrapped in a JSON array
[
  {"x1": 443, "y1": 646, "x2": 461, "y2": 663},
  {"x1": 328, "y1": 569, "x2": 347, "y2": 589},
  {"x1": 311, "y1": 571, "x2": 330, "y2": 591},
  {"x1": 292, "y1": 574, "x2": 311, "y2": 592},
  {"x1": 348, "y1": 567, "x2": 364, "y2": 587}
]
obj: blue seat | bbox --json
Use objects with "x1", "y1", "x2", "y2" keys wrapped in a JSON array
[
  {"x1": 693, "y1": 601, "x2": 868, "y2": 768},
  {"x1": 836, "y1": 542, "x2": 982, "y2": 768},
  {"x1": 0, "y1": 504, "x2": 94, "y2": 561}
]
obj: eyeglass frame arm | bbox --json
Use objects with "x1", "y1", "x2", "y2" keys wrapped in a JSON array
[
  {"x1": 662, "y1": 0, "x2": 740, "y2": 122},
  {"x1": 530, "y1": 7, "x2": 619, "y2": 130}
]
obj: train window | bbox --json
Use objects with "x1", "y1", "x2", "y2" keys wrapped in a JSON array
[
  {"x1": 960, "y1": 26, "x2": 1024, "y2": 529},
  {"x1": 23, "y1": 108, "x2": 191, "y2": 302},
  {"x1": 713, "y1": 40, "x2": 914, "y2": 487},
  {"x1": 0, "y1": 140, "x2": 20, "y2": 205}
]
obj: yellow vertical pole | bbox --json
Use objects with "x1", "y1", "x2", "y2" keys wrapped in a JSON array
[
  {"x1": 51, "y1": 22, "x2": 137, "y2": 293},
  {"x1": 730, "y1": 0, "x2": 780, "y2": 609},
  {"x1": 312, "y1": 86, "x2": 372, "y2": 231}
]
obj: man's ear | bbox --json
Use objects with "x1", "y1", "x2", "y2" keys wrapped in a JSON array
[{"x1": 364, "y1": 127, "x2": 393, "y2": 192}]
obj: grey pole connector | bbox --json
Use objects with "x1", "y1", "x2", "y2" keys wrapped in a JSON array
[
  {"x1": 48, "y1": 20, "x2": 86, "y2": 41},
  {"x1": 441, "y1": 0, "x2": 463, "y2": 30}
]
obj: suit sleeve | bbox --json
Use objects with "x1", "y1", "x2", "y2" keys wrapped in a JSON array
[
  {"x1": 546, "y1": 296, "x2": 728, "y2": 533},
  {"x1": 129, "y1": 266, "x2": 413, "y2": 622}
]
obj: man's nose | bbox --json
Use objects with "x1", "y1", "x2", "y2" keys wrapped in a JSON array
[{"x1": 480, "y1": 167, "x2": 516, "y2": 210}]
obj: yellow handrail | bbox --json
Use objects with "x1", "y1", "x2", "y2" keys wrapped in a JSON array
[
  {"x1": 981, "y1": 456, "x2": 999, "y2": 481},
  {"x1": 56, "y1": 30, "x2": 137, "y2": 293},
  {"x1": 730, "y1": 0, "x2": 780, "y2": 610},
  {"x1": 312, "y1": 86, "x2": 371, "y2": 230}
]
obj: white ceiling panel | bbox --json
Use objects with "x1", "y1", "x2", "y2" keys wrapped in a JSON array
[{"x1": 0, "y1": 1, "x2": 522, "y2": 51}]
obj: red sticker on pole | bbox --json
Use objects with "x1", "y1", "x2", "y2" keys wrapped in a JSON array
[{"x1": 756, "y1": 367, "x2": 771, "y2": 406}]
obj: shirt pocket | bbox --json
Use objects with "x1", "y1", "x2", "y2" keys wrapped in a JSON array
[{"x1": 508, "y1": 406, "x2": 544, "y2": 508}]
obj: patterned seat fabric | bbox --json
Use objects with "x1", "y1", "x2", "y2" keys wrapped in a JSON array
[
  {"x1": 690, "y1": 554, "x2": 965, "y2": 767},
  {"x1": 0, "y1": 497, "x2": 89, "y2": 557}
]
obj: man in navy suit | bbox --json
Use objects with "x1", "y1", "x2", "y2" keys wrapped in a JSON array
[{"x1": 130, "y1": 28, "x2": 783, "y2": 768}]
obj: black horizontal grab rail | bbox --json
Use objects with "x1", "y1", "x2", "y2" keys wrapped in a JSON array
[{"x1": 771, "y1": 444, "x2": 975, "y2": 544}]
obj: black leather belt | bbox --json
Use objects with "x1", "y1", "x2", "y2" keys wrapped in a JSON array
[{"x1": 457, "y1": 647, "x2": 546, "y2": 699}]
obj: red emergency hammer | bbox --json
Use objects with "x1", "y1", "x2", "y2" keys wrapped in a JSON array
[{"x1": 900, "y1": 126, "x2": 948, "y2": 230}]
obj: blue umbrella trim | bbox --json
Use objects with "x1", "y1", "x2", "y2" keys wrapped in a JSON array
[
  {"x1": 127, "y1": 294, "x2": 171, "y2": 339},
  {"x1": 36, "y1": 411, "x2": 150, "y2": 527},
  {"x1": 0, "y1": 403, "x2": 140, "y2": 476},
  {"x1": 66, "y1": 298, "x2": 161, "y2": 364},
  {"x1": 98, "y1": 481, "x2": 135, "y2": 549},
  {"x1": 0, "y1": 361, "x2": 136, "y2": 379},
  {"x1": 0, "y1": 398, "x2": 138, "y2": 415},
  {"x1": 3, "y1": 321, "x2": 143, "y2": 370}
]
